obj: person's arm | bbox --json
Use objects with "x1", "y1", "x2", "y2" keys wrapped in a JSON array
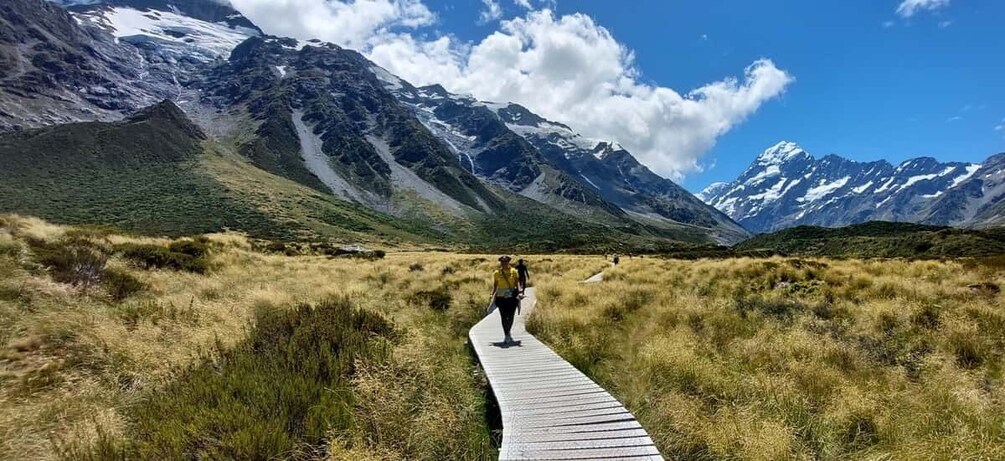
[{"x1": 491, "y1": 278, "x2": 497, "y2": 297}]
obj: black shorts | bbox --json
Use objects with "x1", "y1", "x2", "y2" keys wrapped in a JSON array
[{"x1": 495, "y1": 296, "x2": 519, "y2": 311}]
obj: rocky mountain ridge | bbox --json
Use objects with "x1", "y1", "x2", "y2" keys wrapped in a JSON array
[
  {"x1": 383, "y1": 77, "x2": 748, "y2": 242},
  {"x1": 699, "y1": 141, "x2": 1004, "y2": 233}
]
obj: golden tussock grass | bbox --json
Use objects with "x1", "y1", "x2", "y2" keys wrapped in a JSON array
[{"x1": 529, "y1": 256, "x2": 1005, "y2": 460}]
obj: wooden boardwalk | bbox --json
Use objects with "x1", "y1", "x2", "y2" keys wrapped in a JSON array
[{"x1": 469, "y1": 274, "x2": 663, "y2": 460}]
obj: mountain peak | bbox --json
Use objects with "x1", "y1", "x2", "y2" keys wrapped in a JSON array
[
  {"x1": 126, "y1": 99, "x2": 205, "y2": 139},
  {"x1": 697, "y1": 182, "x2": 729, "y2": 202},
  {"x1": 591, "y1": 141, "x2": 626, "y2": 159},
  {"x1": 757, "y1": 141, "x2": 810, "y2": 165}
]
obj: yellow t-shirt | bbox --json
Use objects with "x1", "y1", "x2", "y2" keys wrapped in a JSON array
[{"x1": 493, "y1": 267, "x2": 519, "y2": 295}]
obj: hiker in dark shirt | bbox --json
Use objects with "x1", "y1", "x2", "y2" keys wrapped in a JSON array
[{"x1": 515, "y1": 259, "x2": 530, "y2": 295}]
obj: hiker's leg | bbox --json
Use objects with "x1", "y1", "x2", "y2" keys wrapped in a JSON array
[{"x1": 498, "y1": 299, "x2": 516, "y2": 336}]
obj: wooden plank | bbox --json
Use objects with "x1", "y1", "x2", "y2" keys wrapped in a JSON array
[
  {"x1": 469, "y1": 273, "x2": 663, "y2": 460},
  {"x1": 504, "y1": 428, "x2": 653, "y2": 444},
  {"x1": 503, "y1": 444, "x2": 662, "y2": 460}
]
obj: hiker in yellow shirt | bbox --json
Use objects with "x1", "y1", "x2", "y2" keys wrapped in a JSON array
[{"x1": 492, "y1": 255, "x2": 521, "y2": 345}]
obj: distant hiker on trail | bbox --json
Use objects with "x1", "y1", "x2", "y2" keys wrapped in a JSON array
[
  {"x1": 515, "y1": 258, "x2": 530, "y2": 296},
  {"x1": 492, "y1": 255, "x2": 521, "y2": 345}
]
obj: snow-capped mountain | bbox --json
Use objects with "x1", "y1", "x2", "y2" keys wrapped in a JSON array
[
  {"x1": 699, "y1": 141, "x2": 1002, "y2": 232},
  {"x1": 381, "y1": 79, "x2": 748, "y2": 242},
  {"x1": 0, "y1": 0, "x2": 260, "y2": 132},
  {"x1": 383, "y1": 81, "x2": 630, "y2": 222},
  {"x1": 3, "y1": 0, "x2": 750, "y2": 245}
]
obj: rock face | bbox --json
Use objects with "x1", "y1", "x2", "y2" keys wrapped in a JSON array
[
  {"x1": 195, "y1": 36, "x2": 503, "y2": 214},
  {"x1": 0, "y1": 0, "x2": 162, "y2": 130},
  {"x1": 1, "y1": 0, "x2": 259, "y2": 131},
  {"x1": 699, "y1": 141, "x2": 1003, "y2": 233},
  {"x1": 388, "y1": 82, "x2": 628, "y2": 221}
]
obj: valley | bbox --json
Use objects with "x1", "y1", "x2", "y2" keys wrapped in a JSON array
[{"x1": 1, "y1": 0, "x2": 1003, "y2": 460}]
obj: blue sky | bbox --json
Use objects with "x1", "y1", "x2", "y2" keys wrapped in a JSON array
[
  {"x1": 426, "y1": 0, "x2": 1005, "y2": 191},
  {"x1": 236, "y1": 0, "x2": 1005, "y2": 193}
]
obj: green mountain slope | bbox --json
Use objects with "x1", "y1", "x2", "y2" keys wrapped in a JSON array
[
  {"x1": 0, "y1": 100, "x2": 716, "y2": 249},
  {"x1": 0, "y1": 100, "x2": 438, "y2": 242},
  {"x1": 734, "y1": 221, "x2": 1005, "y2": 258}
]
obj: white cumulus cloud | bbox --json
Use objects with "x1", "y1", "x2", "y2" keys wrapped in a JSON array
[
  {"x1": 230, "y1": 0, "x2": 434, "y2": 50},
  {"x1": 479, "y1": 0, "x2": 503, "y2": 24},
  {"x1": 896, "y1": 0, "x2": 951, "y2": 18},
  {"x1": 233, "y1": 1, "x2": 793, "y2": 180}
]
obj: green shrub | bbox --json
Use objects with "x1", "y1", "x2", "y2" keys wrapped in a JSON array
[
  {"x1": 409, "y1": 287, "x2": 452, "y2": 312},
  {"x1": 0, "y1": 239, "x2": 19, "y2": 258},
  {"x1": 409, "y1": 263, "x2": 425, "y2": 272},
  {"x1": 734, "y1": 295, "x2": 806, "y2": 321},
  {"x1": 102, "y1": 268, "x2": 146, "y2": 302},
  {"x1": 96, "y1": 297, "x2": 396, "y2": 459},
  {"x1": 260, "y1": 241, "x2": 290, "y2": 254},
  {"x1": 116, "y1": 242, "x2": 208, "y2": 274},
  {"x1": 28, "y1": 237, "x2": 109, "y2": 287},
  {"x1": 167, "y1": 238, "x2": 211, "y2": 259}
]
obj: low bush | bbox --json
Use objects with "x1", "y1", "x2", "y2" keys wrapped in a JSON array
[
  {"x1": 167, "y1": 238, "x2": 211, "y2": 259},
  {"x1": 409, "y1": 286, "x2": 452, "y2": 312},
  {"x1": 102, "y1": 268, "x2": 146, "y2": 302},
  {"x1": 95, "y1": 297, "x2": 396, "y2": 459},
  {"x1": 28, "y1": 237, "x2": 109, "y2": 287},
  {"x1": 734, "y1": 295, "x2": 806, "y2": 321},
  {"x1": 116, "y1": 241, "x2": 209, "y2": 273}
]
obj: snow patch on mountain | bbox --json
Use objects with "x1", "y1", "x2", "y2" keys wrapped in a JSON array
[
  {"x1": 370, "y1": 65, "x2": 403, "y2": 90},
  {"x1": 852, "y1": 181, "x2": 874, "y2": 194},
  {"x1": 799, "y1": 176, "x2": 849, "y2": 202},
  {"x1": 951, "y1": 164, "x2": 981, "y2": 188},
  {"x1": 79, "y1": 7, "x2": 259, "y2": 61}
]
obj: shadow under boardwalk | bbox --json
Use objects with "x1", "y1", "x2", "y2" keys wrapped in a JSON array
[{"x1": 469, "y1": 277, "x2": 663, "y2": 461}]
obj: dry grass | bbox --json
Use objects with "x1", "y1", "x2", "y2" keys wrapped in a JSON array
[
  {"x1": 0, "y1": 215, "x2": 599, "y2": 460},
  {"x1": 529, "y1": 257, "x2": 1005, "y2": 460},
  {"x1": 19, "y1": 210, "x2": 997, "y2": 459}
]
